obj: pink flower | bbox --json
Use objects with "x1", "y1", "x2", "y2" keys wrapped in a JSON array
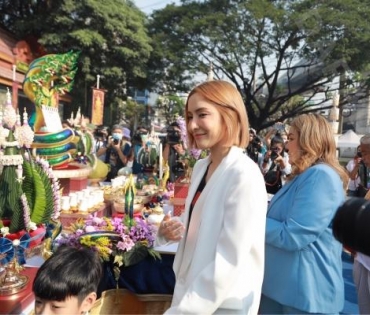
[
  {"x1": 117, "y1": 234, "x2": 135, "y2": 251},
  {"x1": 85, "y1": 226, "x2": 96, "y2": 233},
  {"x1": 92, "y1": 217, "x2": 104, "y2": 225}
]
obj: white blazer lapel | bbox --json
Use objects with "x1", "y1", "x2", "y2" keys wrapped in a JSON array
[{"x1": 177, "y1": 149, "x2": 237, "y2": 277}]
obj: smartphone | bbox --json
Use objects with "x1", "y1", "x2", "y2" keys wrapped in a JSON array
[{"x1": 274, "y1": 123, "x2": 285, "y2": 131}]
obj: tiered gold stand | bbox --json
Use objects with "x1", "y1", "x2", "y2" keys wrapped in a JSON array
[{"x1": 0, "y1": 259, "x2": 28, "y2": 295}]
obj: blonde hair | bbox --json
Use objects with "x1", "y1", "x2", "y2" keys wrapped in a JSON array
[
  {"x1": 288, "y1": 113, "x2": 348, "y2": 190},
  {"x1": 185, "y1": 80, "x2": 249, "y2": 149}
]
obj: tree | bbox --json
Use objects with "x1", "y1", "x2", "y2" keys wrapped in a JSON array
[
  {"x1": 117, "y1": 98, "x2": 146, "y2": 131},
  {"x1": 0, "y1": 0, "x2": 152, "y2": 124},
  {"x1": 155, "y1": 94, "x2": 185, "y2": 125},
  {"x1": 147, "y1": 0, "x2": 370, "y2": 131},
  {"x1": 300, "y1": 0, "x2": 370, "y2": 132}
]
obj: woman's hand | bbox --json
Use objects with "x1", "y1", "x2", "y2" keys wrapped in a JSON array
[
  {"x1": 274, "y1": 154, "x2": 283, "y2": 163},
  {"x1": 158, "y1": 213, "x2": 185, "y2": 241},
  {"x1": 173, "y1": 144, "x2": 185, "y2": 156}
]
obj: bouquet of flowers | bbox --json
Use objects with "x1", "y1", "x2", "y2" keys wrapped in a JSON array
[{"x1": 56, "y1": 214, "x2": 160, "y2": 278}]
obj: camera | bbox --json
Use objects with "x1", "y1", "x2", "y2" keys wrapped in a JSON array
[
  {"x1": 270, "y1": 151, "x2": 279, "y2": 160},
  {"x1": 94, "y1": 127, "x2": 108, "y2": 139},
  {"x1": 113, "y1": 138, "x2": 119, "y2": 145},
  {"x1": 166, "y1": 126, "x2": 181, "y2": 145},
  {"x1": 333, "y1": 197, "x2": 370, "y2": 256},
  {"x1": 246, "y1": 136, "x2": 263, "y2": 163},
  {"x1": 251, "y1": 137, "x2": 262, "y2": 152},
  {"x1": 95, "y1": 131, "x2": 105, "y2": 138},
  {"x1": 132, "y1": 131, "x2": 147, "y2": 144}
]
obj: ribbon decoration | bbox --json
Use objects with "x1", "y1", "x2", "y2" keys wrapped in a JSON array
[{"x1": 0, "y1": 230, "x2": 46, "y2": 265}]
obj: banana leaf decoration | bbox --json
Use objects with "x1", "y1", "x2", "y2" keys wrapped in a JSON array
[
  {"x1": 22, "y1": 157, "x2": 54, "y2": 225},
  {"x1": 124, "y1": 174, "x2": 136, "y2": 220}
]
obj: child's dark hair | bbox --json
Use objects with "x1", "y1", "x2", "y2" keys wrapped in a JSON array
[{"x1": 33, "y1": 245, "x2": 102, "y2": 304}]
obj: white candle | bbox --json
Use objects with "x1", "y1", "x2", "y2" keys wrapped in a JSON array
[
  {"x1": 159, "y1": 142, "x2": 163, "y2": 179},
  {"x1": 12, "y1": 65, "x2": 16, "y2": 81},
  {"x1": 97, "y1": 75, "x2": 100, "y2": 89}
]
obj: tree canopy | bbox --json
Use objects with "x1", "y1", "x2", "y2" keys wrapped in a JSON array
[
  {"x1": 2, "y1": 0, "x2": 370, "y2": 131},
  {"x1": 147, "y1": 0, "x2": 370, "y2": 131},
  {"x1": 0, "y1": 0, "x2": 152, "y2": 123}
]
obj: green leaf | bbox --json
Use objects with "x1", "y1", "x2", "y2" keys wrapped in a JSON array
[
  {"x1": 37, "y1": 163, "x2": 54, "y2": 223},
  {"x1": 29, "y1": 163, "x2": 47, "y2": 223},
  {"x1": 123, "y1": 243, "x2": 149, "y2": 267},
  {"x1": 0, "y1": 166, "x2": 26, "y2": 232},
  {"x1": 22, "y1": 159, "x2": 36, "y2": 213},
  {"x1": 148, "y1": 248, "x2": 162, "y2": 261}
]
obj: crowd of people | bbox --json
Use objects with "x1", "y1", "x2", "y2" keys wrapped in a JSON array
[
  {"x1": 88, "y1": 120, "x2": 190, "y2": 187},
  {"x1": 246, "y1": 123, "x2": 291, "y2": 195},
  {"x1": 32, "y1": 80, "x2": 368, "y2": 315}
]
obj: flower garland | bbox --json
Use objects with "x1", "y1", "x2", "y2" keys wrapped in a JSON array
[
  {"x1": 20, "y1": 193, "x2": 36, "y2": 231},
  {"x1": 57, "y1": 214, "x2": 160, "y2": 271}
]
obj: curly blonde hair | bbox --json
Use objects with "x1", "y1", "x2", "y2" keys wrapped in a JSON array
[{"x1": 287, "y1": 113, "x2": 348, "y2": 190}]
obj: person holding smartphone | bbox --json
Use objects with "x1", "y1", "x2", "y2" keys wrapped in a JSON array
[
  {"x1": 163, "y1": 122, "x2": 186, "y2": 183},
  {"x1": 103, "y1": 124, "x2": 131, "y2": 181},
  {"x1": 264, "y1": 122, "x2": 288, "y2": 148},
  {"x1": 260, "y1": 135, "x2": 292, "y2": 194},
  {"x1": 346, "y1": 145, "x2": 367, "y2": 197}
]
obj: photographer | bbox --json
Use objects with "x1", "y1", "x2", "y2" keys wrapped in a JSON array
[
  {"x1": 130, "y1": 127, "x2": 148, "y2": 175},
  {"x1": 94, "y1": 125, "x2": 109, "y2": 162},
  {"x1": 103, "y1": 125, "x2": 131, "y2": 181},
  {"x1": 264, "y1": 122, "x2": 288, "y2": 148},
  {"x1": 163, "y1": 122, "x2": 186, "y2": 183},
  {"x1": 260, "y1": 135, "x2": 291, "y2": 194},
  {"x1": 346, "y1": 145, "x2": 367, "y2": 197},
  {"x1": 335, "y1": 134, "x2": 370, "y2": 314},
  {"x1": 246, "y1": 129, "x2": 265, "y2": 163}
]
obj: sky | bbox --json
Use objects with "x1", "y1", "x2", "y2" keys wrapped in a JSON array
[{"x1": 134, "y1": 0, "x2": 182, "y2": 14}]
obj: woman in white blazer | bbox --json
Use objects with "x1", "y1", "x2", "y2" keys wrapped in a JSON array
[{"x1": 156, "y1": 80, "x2": 267, "y2": 314}]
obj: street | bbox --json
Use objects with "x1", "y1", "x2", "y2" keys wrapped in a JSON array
[{"x1": 342, "y1": 251, "x2": 359, "y2": 314}]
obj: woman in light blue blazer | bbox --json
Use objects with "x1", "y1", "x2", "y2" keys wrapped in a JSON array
[{"x1": 259, "y1": 113, "x2": 349, "y2": 314}]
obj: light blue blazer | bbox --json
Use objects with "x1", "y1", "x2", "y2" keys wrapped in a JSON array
[{"x1": 262, "y1": 163, "x2": 345, "y2": 313}]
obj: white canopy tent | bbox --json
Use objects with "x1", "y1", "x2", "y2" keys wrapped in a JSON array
[{"x1": 337, "y1": 129, "x2": 361, "y2": 158}]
